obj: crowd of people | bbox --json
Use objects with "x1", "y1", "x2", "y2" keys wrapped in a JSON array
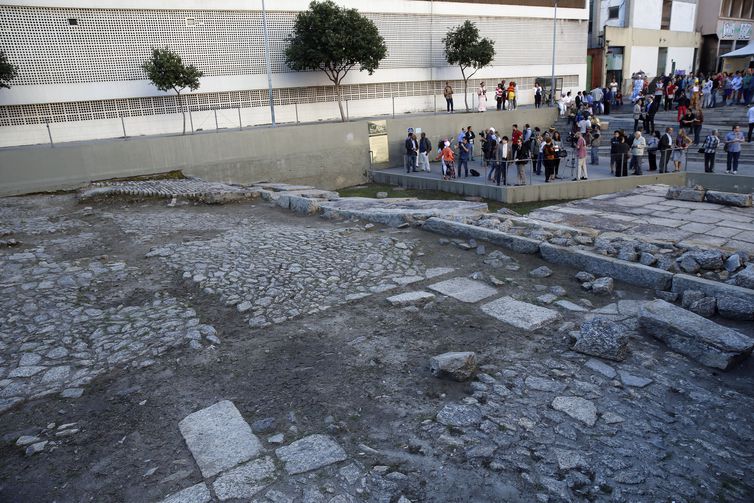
[
  {"x1": 442, "y1": 79, "x2": 544, "y2": 113},
  {"x1": 403, "y1": 122, "x2": 593, "y2": 186}
]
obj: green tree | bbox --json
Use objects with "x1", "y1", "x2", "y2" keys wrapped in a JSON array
[
  {"x1": 0, "y1": 51, "x2": 19, "y2": 89},
  {"x1": 285, "y1": 0, "x2": 387, "y2": 122},
  {"x1": 142, "y1": 48, "x2": 203, "y2": 134},
  {"x1": 443, "y1": 21, "x2": 495, "y2": 112}
]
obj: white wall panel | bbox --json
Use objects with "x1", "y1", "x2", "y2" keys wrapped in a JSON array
[{"x1": 669, "y1": 1, "x2": 696, "y2": 32}]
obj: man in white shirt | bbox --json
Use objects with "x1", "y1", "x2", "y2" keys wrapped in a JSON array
[{"x1": 578, "y1": 116, "x2": 591, "y2": 135}]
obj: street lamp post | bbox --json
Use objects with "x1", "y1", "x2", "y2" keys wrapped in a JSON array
[
  {"x1": 550, "y1": 0, "x2": 558, "y2": 106},
  {"x1": 261, "y1": 0, "x2": 276, "y2": 126}
]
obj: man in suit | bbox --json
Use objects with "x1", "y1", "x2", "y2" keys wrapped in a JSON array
[
  {"x1": 658, "y1": 127, "x2": 673, "y2": 173},
  {"x1": 495, "y1": 136, "x2": 513, "y2": 186},
  {"x1": 405, "y1": 129, "x2": 418, "y2": 173},
  {"x1": 418, "y1": 132, "x2": 431, "y2": 172}
]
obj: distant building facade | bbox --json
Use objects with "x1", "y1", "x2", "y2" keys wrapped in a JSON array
[
  {"x1": 697, "y1": 0, "x2": 754, "y2": 74},
  {"x1": 588, "y1": 0, "x2": 700, "y2": 91},
  {"x1": 0, "y1": 0, "x2": 587, "y2": 147}
]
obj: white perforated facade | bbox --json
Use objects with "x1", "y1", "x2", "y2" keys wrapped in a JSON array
[{"x1": 0, "y1": 0, "x2": 588, "y2": 145}]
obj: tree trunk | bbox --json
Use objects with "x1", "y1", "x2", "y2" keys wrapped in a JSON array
[
  {"x1": 177, "y1": 92, "x2": 186, "y2": 135},
  {"x1": 334, "y1": 82, "x2": 346, "y2": 122},
  {"x1": 461, "y1": 67, "x2": 469, "y2": 112}
]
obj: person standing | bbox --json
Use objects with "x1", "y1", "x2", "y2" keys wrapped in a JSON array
[
  {"x1": 702, "y1": 129, "x2": 720, "y2": 173},
  {"x1": 614, "y1": 135, "x2": 630, "y2": 177},
  {"x1": 673, "y1": 129, "x2": 690, "y2": 172},
  {"x1": 465, "y1": 126, "x2": 476, "y2": 160},
  {"x1": 633, "y1": 100, "x2": 642, "y2": 132},
  {"x1": 732, "y1": 71, "x2": 743, "y2": 104},
  {"x1": 404, "y1": 130, "x2": 418, "y2": 173},
  {"x1": 574, "y1": 132, "x2": 588, "y2": 180},
  {"x1": 477, "y1": 82, "x2": 488, "y2": 112},
  {"x1": 543, "y1": 137, "x2": 557, "y2": 182},
  {"x1": 747, "y1": 103, "x2": 754, "y2": 142},
  {"x1": 589, "y1": 125, "x2": 601, "y2": 166},
  {"x1": 702, "y1": 78, "x2": 713, "y2": 108},
  {"x1": 436, "y1": 140, "x2": 455, "y2": 179},
  {"x1": 456, "y1": 127, "x2": 466, "y2": 149},
  {"x1": 514, "y1": 138, "x2": 528, "y2": 185},
  {"x1": 680, "y1": 109, "x2": 695, "y2": 136},
  {"x1": 418, "y1": 132, "x2": 431, "y2": 172},
  {"x1": 458, "y1": 137, "x2": 470, "y2": 178},
  {"x1": 692, "y1": 107, "x2": 703, "y2": 145},
  {"x1": 531, "y1": 131, "x2": 543, "y2": 176},
  {"x1": 658, "y1": 127, "x2": 673, "y2": 173},
  {"x1": 646, "y1": 130, "x2": 659, "y2": 171},
  {"x1": 495, "y1": 136, "x2": 512, "y2": 186},
  {"x1": 495, "y1": 83, "x2": 504, "y2": 111},
  {"x1": 646, "y1": 96, "x2": 658, "y2": 134},
  {"x1": 444, "y1": 82, "x2": 454, "y2": 113},
  {"x1": 552, "y1": 131, "x2": 563, "y2": 179},
  {"x1": 507, "y1": 82, "x2": 517, "y2": 110},
  {"x1": 630, "y1": 131, "x2": 646, "y2": 175},
  {"x1": 725, "y1": 125, "x2": 744, "y2": 174},
  {"x1": 534, "y1": 82, "x2": 543, "y2": 109},
  {"x1": 609, "y1": 130, "x2": 621, "y2": 174}
]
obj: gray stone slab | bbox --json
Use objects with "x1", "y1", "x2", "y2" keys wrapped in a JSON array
[
  {"x1": 638, "y1": 300, "x2": 754, "y2": 370},
  {"x1": 671, "y1": 273, "x2": 754, "y2": 320},
  {"x1": 481, "y1": 296, "x2": 560, "y2": 331},
  {"x1": 436, "y1": 403, "x2": 483, "y2": 427},
  {"x1": 705, "y1": 190, "x2": 753, "y2": 208},
  {"x1": 178, "y1": 400, "x2": 262, "y2": 478},
  {"x1": 551, "y1": 396, "x2": 597, "y2": 426},
  {"x1": 159, "y1": 483, "x2": 212, "y2": 503},
  {"x1": 584, "y1": 358, "x2": 617, "y2": 378},
  {"x1": 212, "y1": 457, "x2": 276, "y2": 501},
  {"x1": 386, "y1": 291, "x2": 435, "y2": 306},
  {"x1": 428, "y1": 277, "x2": 497, "y2": 303},
  {"x1": 425, "y1": 267, "x2": 455, "y2": 278},
  {"x1": 539, "y1": 242, "x2": 673, "y2": 291},
  {"x1": 275, "y1": 434, "x2": 347, "y2": 475},
  {"x1": 554, "y1": 300, "x2": 589, "y2": 313},
  {"x1": 422, "y1": 217, "x2": 541, "y2": 254}
]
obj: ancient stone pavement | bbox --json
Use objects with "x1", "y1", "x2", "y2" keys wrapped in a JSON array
[{"x1": 0, "y1": 183, "x2": 753, "y2": 503}]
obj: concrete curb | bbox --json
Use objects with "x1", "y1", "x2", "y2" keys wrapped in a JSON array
[
  {"x1": 671, "y1": 274, "x2": 754, "y2": 319},
  {"x1": 421, "y1": 218, "x2": 541, "y2": 254}
]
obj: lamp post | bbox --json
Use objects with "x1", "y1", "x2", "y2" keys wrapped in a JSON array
[
  {"x1": 550, "y1": 0, "x2": 558, "y2": 106},
  {"x1": 261, "y1": 0, "x2": 276, "y2": 126}
]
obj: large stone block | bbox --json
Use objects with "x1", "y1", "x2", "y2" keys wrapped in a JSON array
[
  {"x1": 421, "y1": 218, "x2": 541, "y2": 254},
  {"x1": 481, "y1": 296, "x2": 560, "y2": 331},
  {"x1": 539, "y1": 243, "x2": 673, "y2": 291},
  {"x1": 178, "y1": 400, "x2": 262, "y2": 478},
  {"x1": 671, "y1": 274, "x2": 754, "y2": 320},
  {"x1": 428, "y1": 277, "x2": 498, "y2": 303},
  {"x1": 638, "y1": 299, "x2": 754, "y2": 370},
  {"x1": 666, "y1": 186, "x2": 705, "y2": 202},
  {"x1": 571, "y1": 318, "x2": 629, "y2": 361},
  {"x1": 275, "y1": 434, "x2": 347, "y2": 474},
  {"x1": 704, "y1": 190, "x2": 753, "y2": 207},
  {"x1": 430, "y1": 352, "x2": 477, "y2": 381},
  {"x1": 159, "y1": 483, "x2": 212, "y2": 503}
]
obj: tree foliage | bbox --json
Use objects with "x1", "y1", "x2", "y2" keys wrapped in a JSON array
[
  {"x1": 142, "y1": 48, "x2": 203, "y2": 134},
  {"x1": 0, "y1": 51, "x2": 19, "y2": 89},
  {"x1": 443, "y1": 21, "x2": 495, "y2": 111},
  {"x1": 285, "y1": 0, "x2": 387, "y2": 121}
]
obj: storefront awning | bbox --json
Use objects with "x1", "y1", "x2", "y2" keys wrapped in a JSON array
[{"x1": 721, "y1": 43, "x2": 754, "y2": 58}]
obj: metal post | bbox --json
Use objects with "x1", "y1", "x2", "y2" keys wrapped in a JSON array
[
  {"x1": 550, "y1": 0, "x2": 558, "y2": 107},
  {"x1": 214, "y1": 109, "x2": 219, "y2": 132},
  {"x1": 261, "y1": 0, "x2": 276, "y2": 127},
  {"x1": 188, "y1": 108, "x2": 194, "y2": 133},
  {"x1": 45, "y1": 121, "x2": 54, "y2": 147},
  {"x1": 295, "y1": 103, "x2": 299, "y2": 124},
  {"x1": 120, "y1": 113, "x2": 127, "y2": 139},
  {"x1": 238, "y1": 107, "x2": 242, "y2": 130}
]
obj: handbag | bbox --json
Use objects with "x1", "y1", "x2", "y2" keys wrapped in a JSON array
[{"x1": 697, "y1": 147, "x2": 705, "y2": 154}]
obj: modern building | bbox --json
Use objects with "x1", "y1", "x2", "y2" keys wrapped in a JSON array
[
  {"x1": 697, "y1": 0, "x2": 754, "y2": 74},
  {"x1": 587, "y1": 0, "x2": 700, "y2": 91},
  {"x1": 0, "y1": 0, "x2": 588, "y2": 147}
]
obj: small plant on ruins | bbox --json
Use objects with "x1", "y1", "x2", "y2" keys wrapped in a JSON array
[
  {"x1": 285, "y1": 0, "x2": 387, "y2": 122},
  {"x1": 443, "y1": 21, "x2": 495, "y2": 112},
  {"x1": 0, "y1": 51, "x2": 19, "y2": 89},
  {"x1": 142, "y1": 48, "x2": 203, "y2": 135}
]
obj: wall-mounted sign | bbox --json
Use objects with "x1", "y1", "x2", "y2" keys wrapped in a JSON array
[{"x1": 719, "y1": 21, "x2": 753, "y2": 40}]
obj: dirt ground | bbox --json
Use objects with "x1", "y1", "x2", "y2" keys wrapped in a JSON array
[{"x1": 1, "y1": 194, "x2": 753, "y2": 503}]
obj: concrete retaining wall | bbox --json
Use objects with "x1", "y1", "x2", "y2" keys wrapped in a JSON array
[{"x1": 685, "y1": 172, "x2": 754, "y2": 194}]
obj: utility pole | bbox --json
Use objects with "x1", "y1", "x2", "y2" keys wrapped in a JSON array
[
  {"x1": 550, "y1": 0, "x2": 558, "y2": 106},
  {"x1": 261, "y1": 0, "x2": 276, "y2": 126}
]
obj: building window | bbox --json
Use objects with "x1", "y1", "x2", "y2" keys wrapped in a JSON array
[
  {"x1": 608, "y1": 6, "x2": 619, "y2": 19},
  {"x1": 68, "y1": 18, "x2": 78, "y2": 26}
]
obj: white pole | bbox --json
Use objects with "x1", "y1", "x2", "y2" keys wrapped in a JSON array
[
  {"x1": 261, "y1": 0, "x2": 276, "y2": 126},
  {"x1": 550, "y1": 0, "x2": 558, "y2": 106}
]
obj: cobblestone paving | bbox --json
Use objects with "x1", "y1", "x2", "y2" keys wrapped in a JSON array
[
  {"x1": 146, "y1": 216, "x2": 425, "y2": 328},
  {"x1": 0, "y1": 245, "x2": 216, "y2": 412},
  {"x1": 80, "y1": 178, "x2": 259, "y2": 203}
]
